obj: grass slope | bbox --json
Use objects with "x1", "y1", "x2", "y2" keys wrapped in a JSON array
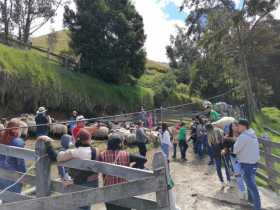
[
  {"x1": 32, "y1": 30, "x2": 71, "y2": 55},
  {"x1": 31, "y1": 30, "x2": 199, "y2": 108},
  {"x1": 252, "y1": 107, "x2": 280, "y2": 142},
  {"x1": 0, "y1": 43, "x2": 154, "y2": 115},
  {"x1": 252, "y1": 107, "x2": 280, "y2": 188}
]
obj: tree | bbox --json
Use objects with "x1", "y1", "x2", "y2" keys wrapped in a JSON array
[
  {"x1": 166, "y1": 27, "x2": 200, "y2": 84},
  {"x1": 0, "y1": 0, "x2": 13, "y2": 41},
  {"x1": 47, "y1": 28, "x2": 58, "y2": 56},
  {"x1": 177, "y1": 0, "x2": 280, "y2": 120},
  {"x1": 10, "y1": 0, "x2": 62, "y2": 43},
  {"x1": 64, "y1": 0, "x2": 146, "y2": 84}
]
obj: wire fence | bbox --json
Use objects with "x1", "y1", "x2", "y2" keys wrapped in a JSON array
[{"x1": 0, "y1": 85, "x2": 245, "y2": 132}]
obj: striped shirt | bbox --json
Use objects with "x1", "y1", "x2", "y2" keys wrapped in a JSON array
[{"x1": 100, "y1": 150, "x2": 130, "y2": 186}]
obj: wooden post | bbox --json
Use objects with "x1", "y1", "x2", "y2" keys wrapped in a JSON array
[
  {"x1": 35, "y1": 139, "x2": 51, "y2": 197},
  {"x1": 263, "y1": 134, "x2": 277, "y2": 191},
  {"x1": 152, "y1": 152, "x2": 171, "y2": 210},
  {"x1": 160, "y1": 106, "x2": 163, "y2": 124}
]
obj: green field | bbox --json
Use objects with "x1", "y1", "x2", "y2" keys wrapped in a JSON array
[
  {"x1": 252, "y1": 107, "x2": 280, "y2": 142},
  {"x1": 252, "y1": 107, "x2": 280, "y2": 189},
  {"x1": 0, "y1": 43, "x2": 154, "y2": 115},
  {"x1": 0, "y1": 30, "x2": 198, "y2": 116}
]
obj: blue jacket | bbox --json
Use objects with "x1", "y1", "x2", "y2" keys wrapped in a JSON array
[
  {"x1": 35, "y1": 114, "x2": 49, "y2": 136},
  {"x1": 0, "y1": 138, "x2": 26, "y2": 193}
]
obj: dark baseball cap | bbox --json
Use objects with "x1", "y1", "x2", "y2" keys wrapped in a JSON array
[{"x1": 238, "y1": 119, "x2": 250, "y2": 128}]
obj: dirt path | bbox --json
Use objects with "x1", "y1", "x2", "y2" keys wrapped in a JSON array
[
  {"x1": 94, "y1": 147, "x2": 280, "y2": 210},
  {"x1": 168, "y1": 148, "x2": 280, "y2": 210},
  {"x1": 25, "y1": 139, "x2": 280, "y2": 210}
]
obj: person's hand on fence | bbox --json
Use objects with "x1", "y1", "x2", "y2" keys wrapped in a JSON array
[{"x1": 62, "y1": 180, "x2": 74, "y2": 188}]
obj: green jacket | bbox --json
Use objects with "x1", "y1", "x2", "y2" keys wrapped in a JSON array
[
  {"x1": 177, "y1": 127, "x2": 186, "y2": 142},
  {"x1": 210, "y1": 110, "x2": 221, "y2": 122}
]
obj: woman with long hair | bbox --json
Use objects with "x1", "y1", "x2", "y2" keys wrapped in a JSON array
[
  {"x1": 206, "y1": 123, "x2": 231, "y2": 187},
  {"x1": 159, "y1": 123, "x2": 172, "y2": 160},
  {"x1": 0, "y1": 120, "x2": 26, "y2": 193}
]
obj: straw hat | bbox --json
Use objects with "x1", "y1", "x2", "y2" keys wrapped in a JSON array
[{"x1": 36, "y1": 107, "x2": 47, "y2": 114}]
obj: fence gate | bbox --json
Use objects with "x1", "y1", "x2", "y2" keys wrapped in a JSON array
[{"x1": 0, "y1": 139, "x2": 171, "y2": 210}]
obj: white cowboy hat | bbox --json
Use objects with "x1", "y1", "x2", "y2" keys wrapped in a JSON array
[
  {"x1": 36, "y1": 106, "x2": 47, "y2": 114},
  {"x1": 76, "y1": 115, "x2": 86, "y2": 122}
]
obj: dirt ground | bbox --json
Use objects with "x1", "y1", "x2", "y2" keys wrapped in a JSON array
[
  {"x1": 24, "y1": 140, "x2": 280, "y2": 210},
  {"x1": 94, "y1": 146, "x2": 280, "y2": 210}
]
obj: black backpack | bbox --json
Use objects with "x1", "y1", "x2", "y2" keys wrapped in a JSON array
[{"x1": 68, "y1": 147, "x2": 97, "y2": 185}]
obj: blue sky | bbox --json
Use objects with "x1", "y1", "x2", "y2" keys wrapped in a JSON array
[
  {"x1": 33, "y1": 0, "x2": 279, "y2": 62},
  {"x1": 163, "y1": 2, "x2": 188, "y2": 21}
]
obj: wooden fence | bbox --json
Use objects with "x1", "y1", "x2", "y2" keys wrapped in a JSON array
[
  {"x1": 0, "y1": 139, "x2": 171, "y2": 210},
  {"x1": 257, "y1": 135, "x2": 280, "y2": 193},
  {"x1": 0, "y1": 36, "x2": 77, "y2": 70}
]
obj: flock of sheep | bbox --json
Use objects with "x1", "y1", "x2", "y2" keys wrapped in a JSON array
[{"x1": 0, "y1": 114, "x2": 160, "y2": 146}]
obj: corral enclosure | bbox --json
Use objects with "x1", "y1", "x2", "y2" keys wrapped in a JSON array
[{"x1": 0, "y1": 139, "x2": 172, "y2": 210}]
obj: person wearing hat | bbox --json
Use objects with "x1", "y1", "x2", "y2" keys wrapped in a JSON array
[
  {"x1": 68, "y1": 110, "x2": 78, "y2": 135},
  {"x1": 35, "y1": 106, "x2": 51, "y2": 137},
  {"x1": 72, "y1": 115, "x2": 86, "y2": 142},
  {"x1": 100, "y1": 133, "x2": 146, "y2": 210},
  {"x1": 234, "y1": 119, "x2": 261, "y2": 210}
]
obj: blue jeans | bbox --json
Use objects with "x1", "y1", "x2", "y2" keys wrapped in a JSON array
[
  {"x1": 172, "y1": 143, "x2": 177, "y2": 158},
  {"x1": 197, "y1": 136, "x2": 205, "y2": 159},
  {"x1": 179, "y1": 141, "x2": 188, "y2": 159},
  {"x1": 241, "y1": 163, "x2": 261, "y2": 210},
  {"x1": 206, "y1": 140, "x2": 214, "y2": 163},
  {"x1": 161, "y1": 143, "x2": 170, "y2": 160},
  {"x1": 230, "y1": 156, "x2": 245, "y2": 192},
  {"x1": 214, "y1": 157, "x2": 231, "y2": 183}
]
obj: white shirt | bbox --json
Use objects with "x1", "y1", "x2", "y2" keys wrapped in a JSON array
[
  {"x1": 57, "y1": 147, "x2": 92, "y2": 162},
  {"x1": 159, "y1": 130, "x2": 172, "y2": 147}
]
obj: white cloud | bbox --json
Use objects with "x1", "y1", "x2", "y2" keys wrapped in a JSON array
[
  {"x1": 134, "y1": 0, "x2": 185, "y2": 62},
  {"x1": 272, "y1": 6, "x2": 280, "y2": 19},
  {"x1": 33, "y1": 0, "x2": 185, "y2": 62}
]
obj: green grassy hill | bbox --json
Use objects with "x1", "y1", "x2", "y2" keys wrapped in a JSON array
[
  {"x1": 252, "y1": 107, "x2": 280, "y2": 142},
  {"x1": 0, "y1": 31, "x2": 198, "y2": 116},
  {"x1": 252, "y1": 107, "x2": 280, "y2": 188},
  {"x1": 0, "y1": 43, "x2": 154, "y2": 116}
]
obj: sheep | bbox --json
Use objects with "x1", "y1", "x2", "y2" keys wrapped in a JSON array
[
  {"x1": 93, "y1": 126, "x2": 109, "y2": 140},
  {"x1": 9, "y1": 118, "x2": 29, "y2": 140},
  {"x1": 18, "y1": 120, "x2": 28, "y2": 140},
  {"x1": 20, "y1": 114, "x2": 36, "y2": 137},
  {"x1": 212, "y1": 117, "x2": 236, "y2": 130},
  {"x1": 50, "y1": 123, "x2": 68, "y2": 138},
  {"x1": 0, "y1": 123, "x2": 4, "y2": 140},
  {"x1": 125, "y1": 133, "x2": 137, "y2": 145},
  {"x1": 85, "y1": 125, "x2": 110, "y2": 140}
]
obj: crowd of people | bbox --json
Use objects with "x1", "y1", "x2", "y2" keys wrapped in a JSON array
[
  {"x1": 0, "y1": 105, "x2": 262, "y2": 210},
  {"x1": 156, "y1": 106, "x2": 261, "y2": 210}
]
